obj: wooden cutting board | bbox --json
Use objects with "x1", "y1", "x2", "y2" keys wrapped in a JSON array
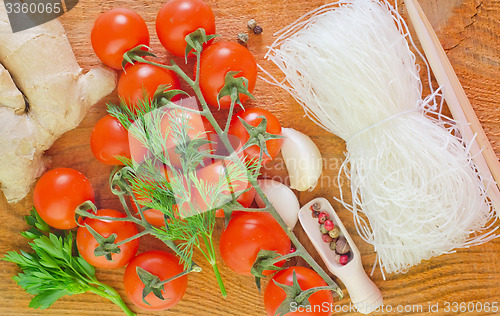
[{"x1": 0, "y1": 1, "x2": 498, "y2": 315}]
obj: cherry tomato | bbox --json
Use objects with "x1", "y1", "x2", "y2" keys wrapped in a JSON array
[
  {"x1": 199, "y1": 41, "x2": 257, "y2": 108},
  {"x1": 33, "y1": 168, "x2": 94, "y2": 229},
  {"x1": 129, "y1": 109, "x2": 216, "y2": 168},
  {"x1": 197, "y1": 160, "x2": 249, "y2": 195},
  {"x1": 228, "y1": 108, "x2": 283, "y2": 163},
  {"x1": 193, "y1": 159, "x2": 250, "y2": 214},
  {"x1": 117, "y1": 62, "x2": 181, "y2": 110},
  {"x1": 130, "y1": 199, "x2": 166, "y2": 227},
  {"x1": 264, "y1": 266, "x2": 334, "y2": 316},
  {"x1": 236, "y1": 185, "x2": 256, "y2": 208},
  {"x1": 214, "y1": 184, "x2": 257, "y2": 217},
  {"x1": 91, "y1": 8, "x2": 149, "y2": 69},
  {"x1": 76, "y1": 209, "x2": 139, "y2": 269},
  {"x1": 90, "y1": 115, "x2": 131, "y2": 165},
  {"x1": 219, "y1": 212, "x2": 291, "y2": 276},
  {"x1": 156, "y1": 0, "x2": 216, "y2": 57},
  {"x1": 123, "y1": 250, "x2": 188, "y2": 310},
  {"x1": 130, "y1": 192, "x2": 167, "y2": 227}
]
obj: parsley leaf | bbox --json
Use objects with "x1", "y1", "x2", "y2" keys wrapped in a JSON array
[{"x1": 2, "y1": 209, "x2": 135, "y2": 316}]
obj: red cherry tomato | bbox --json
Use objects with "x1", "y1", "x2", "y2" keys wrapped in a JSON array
[
  {"x1": 228, "y1": 108, "x2": 283, "y2": 163},
  {"x1": 76, "y1": 209, "x2": 139, "y2": 269},
  {"x1": 130, "y1": 190, "x2": 169, "y2": 228},
  {"x1": 213, "y1": 184, "x2": 257, "y2": 218},
  {"x1": 193, "y1": 159, "x2": 250, "y2": 214},
  {"x1": 130, "y1": 197, "x2": 166, "y2": 227},
  {"x1": 156, "y1": 0, "x2": 216, "y2": 57},
  {"x1": 198, "y1": 41, "x2": 257, "y2": 108},
  {"x1": 129, "y1": 109, "x2": 216, "y2": 168},
  {"x1": 264, "y1": 266, "x2": 334, "y2": 316},
  {"x1": 91, "y1": 8, "x2": 149, "y2": 69},
  {"x1": 219, "y1": 212, "x2": 291, "y2": 276},
  {"x1": 236, "y1": 185, "x2": 256, "y2": 208},
  {"x1": 33, "y1": 168, "x2": 94, "y2": 229},
  {"x1": 90, "y1": 115, "x2": 131, "y2": 165},
  {"x1": 123, "y1": 250, "x2": 188, "y2": 311},
  {"x1": 117, "y1": 62, "x2": 181, "y2": 110}
]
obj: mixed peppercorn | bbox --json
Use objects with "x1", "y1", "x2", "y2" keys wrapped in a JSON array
[
  {"x1": 311, "y1": 202, "x2": 351, "y2": 266},
  {"x1": 237, "y1": 19, "x2": 264, "y2": 45}
]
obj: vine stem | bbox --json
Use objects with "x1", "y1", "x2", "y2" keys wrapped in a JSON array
[
  {"x1": 252, "y1": 179, "x2": 342, "y2": 298},
  {"x1": 75, "y1": 201, "x2": 203, "y2": 273},
  {"x1": 157, "y1": 264, "x2": 202, "y2": 286},
  {"x1": 295, "y1": 285, "x2": 342, "y2": 303},
  {"x1": 130, "y1": 46, "x2": 342, "y2": 298}
]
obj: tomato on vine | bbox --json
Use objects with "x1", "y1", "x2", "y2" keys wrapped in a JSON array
[
  {"x1": 229, "y1": 108, "x2": 283, "y2": 163},
  {"x1": 219, "y1": 212, "x2": 291, "y2": 275},
  {"x1": 90, "y1": 115, "x2": 131, "y2": 165},
  {"x1": 264, "y1": 266, "x2": 334, "y2": 316},
  {"x1": 199, "y1": 41, "x2": 257, "y2": 108},
  {"x1": 123, "y1": 250, "x2": 188, "y2": 311},
  {"x1": 91, "y1": 8, "x2": 149, "y2": 69},
  {"x1": 76, "y1": 209, "x2": 139, "y2": 269},
  {"x1": 117, "y1": 62, "x2": 181, "y2": 110},
  {"x1": 156, "y1": 0, "x2": 216, "y2": 57},
  {"x1": 33, "y1": 168, "x2": 95, "y2": 229}
]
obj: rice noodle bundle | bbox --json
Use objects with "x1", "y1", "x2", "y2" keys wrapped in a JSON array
[{"x1": 265, "y1": 0, "x2": 498, "y2": 275}]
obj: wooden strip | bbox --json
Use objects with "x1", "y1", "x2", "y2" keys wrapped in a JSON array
[{"x1": 404, "y1": 0, "x2": 500, "y2": 213}]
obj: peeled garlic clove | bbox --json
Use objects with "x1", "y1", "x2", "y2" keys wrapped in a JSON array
[
  {"x1": 255, "y1": 179, "x2": 300, "y2": 229},
  {"x1": 281, "y1": 128, "x2": 322, "y2": 191}
]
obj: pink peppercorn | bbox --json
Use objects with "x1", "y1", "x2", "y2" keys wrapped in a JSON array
[
  {"x1": 339, "y1": 254, "x2": 349, "y2": 265},
  {"x1": 324, "y1": 220, "x2": 334, "y2": 231},
  {"x1": 318, "y1": 212, "x2": 328, "y2": 224}
]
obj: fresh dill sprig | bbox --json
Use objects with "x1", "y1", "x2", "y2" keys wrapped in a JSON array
[{"x1": 107, "y1": 86, "x2": 262, "y2": 299}]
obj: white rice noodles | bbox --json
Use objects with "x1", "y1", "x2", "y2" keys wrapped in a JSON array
[{"x1": 264, "y1": 0, "x2": 498, "y2": 276}]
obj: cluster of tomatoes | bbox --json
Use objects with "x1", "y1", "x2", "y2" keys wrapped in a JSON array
[
  {"x1": 34, "y1": 0, "x2": 337, "y2": 314},
  {"x1": 32, "y1": 167, "x2": 186, "y2": 311}
]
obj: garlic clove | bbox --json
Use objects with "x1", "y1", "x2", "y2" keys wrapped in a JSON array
[
  {"x1": 280, "y1": 128, "x2": 322, "y2": 191},
  {"x1": 255, "y1": 179, "x2": 300, "y2": 229}
]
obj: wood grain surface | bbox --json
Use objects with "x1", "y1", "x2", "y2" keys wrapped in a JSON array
[{"x1": 1, "y1": 0, "x2": 499, "y2": 315}]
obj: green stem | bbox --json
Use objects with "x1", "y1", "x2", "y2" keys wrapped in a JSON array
[
  {"x1": 296, "y1": 285, "x2": 342, "y2": 303},
  {"x1": 224, "y1": 88, "x2": 238, "y2": 133},
  {"x1": 87, "y1": 283, "x2": 136, "y2": 316},
  {"x1": 165, "y1": 100, "x2": 203, "y2": 114},
  {"x1": 272, "y1": 250, "x2": 301, "y2": 264},
  {"x1": 157, "y1": 264, "x2": 202, "y2": 286},
  {"x1": 201, "y1": 234, "x2": 227, "y2": 297},
  {"x1": 114, "y1": 230, "x2": 149, "y2": 247},
  {"x1": 211, "y1": 260, "x2": 226, "y2": 298},
  {"x1": 250, "y1": 178, "x2": 343, "y2": 298},
  {"x1": 75, "y1": 210, "x2": 142, "y2": 225},
  {"x1": 121, "y1": 190, "x2": 151, "y2": 228}
]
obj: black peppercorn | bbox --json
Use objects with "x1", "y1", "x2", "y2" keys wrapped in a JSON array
[{"x1": 253, "y1": 25, "x2": 263, "y2": 35}]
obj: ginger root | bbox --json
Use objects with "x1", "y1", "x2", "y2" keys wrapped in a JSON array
[{"x1": 0, "y1": 5, "x2": 116, "y2": 203}]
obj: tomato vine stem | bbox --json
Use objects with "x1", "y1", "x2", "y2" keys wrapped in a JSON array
[{"x1": 118, "y1": 38, "x2": 343, "y2": 300}]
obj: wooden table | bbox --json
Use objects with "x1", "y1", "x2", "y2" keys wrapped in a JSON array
[{"x1": 1, "y1": 0, "x2": 499, "y2": 315}]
